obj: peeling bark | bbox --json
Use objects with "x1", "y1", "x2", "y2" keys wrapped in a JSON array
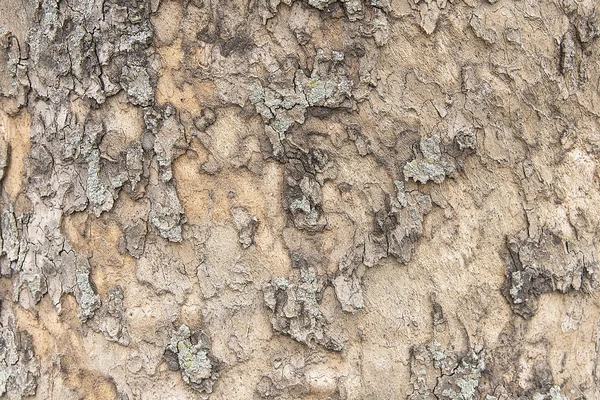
[{"x1": 0, "y1": 0, "x2": 600, "y2": 398}]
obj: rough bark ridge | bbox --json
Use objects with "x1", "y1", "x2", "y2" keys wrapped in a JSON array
[{"x1": 0, "y1": 0, "x2": 600, "y2": 398}]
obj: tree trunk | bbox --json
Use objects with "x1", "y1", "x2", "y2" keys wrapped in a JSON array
[{"x1": 0, "y1": 0, "x2": 599, "y2": 398}]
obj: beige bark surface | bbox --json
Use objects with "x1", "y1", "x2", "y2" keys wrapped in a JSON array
[{"x1": 0, "y1": 0, "x2": 600, "y2": 399}]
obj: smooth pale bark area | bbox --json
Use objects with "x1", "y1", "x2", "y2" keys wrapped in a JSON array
[{"x1": 0, "y1": 0, "x2": 600, "y2": 399}]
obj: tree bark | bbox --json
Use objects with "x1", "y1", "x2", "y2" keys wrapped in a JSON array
[{"x1": 0, "y1": 0, "x2": 599, "y2": 398}]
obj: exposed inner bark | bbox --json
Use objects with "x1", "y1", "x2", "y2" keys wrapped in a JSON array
[{"x1": 0, "y1": 0, "x2": 599, "y2": 398}]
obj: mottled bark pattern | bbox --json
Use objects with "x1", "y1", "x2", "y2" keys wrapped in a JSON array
[{"x1": 0, "y1": 0, "x2": 600, "y2": 399}]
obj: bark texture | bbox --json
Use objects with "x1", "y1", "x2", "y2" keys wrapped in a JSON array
[{"x1": 0, "y1": 0, "x2": 600, "y2": 398}]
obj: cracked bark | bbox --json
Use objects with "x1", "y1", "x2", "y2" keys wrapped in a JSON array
[{"x1": 0, "y1": 0, "x2": 600, "y2": 399}]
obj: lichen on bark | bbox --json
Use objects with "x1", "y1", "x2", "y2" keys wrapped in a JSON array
[{"x1": 0, "y1": 0, "x2": 600, "y2": 398}]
